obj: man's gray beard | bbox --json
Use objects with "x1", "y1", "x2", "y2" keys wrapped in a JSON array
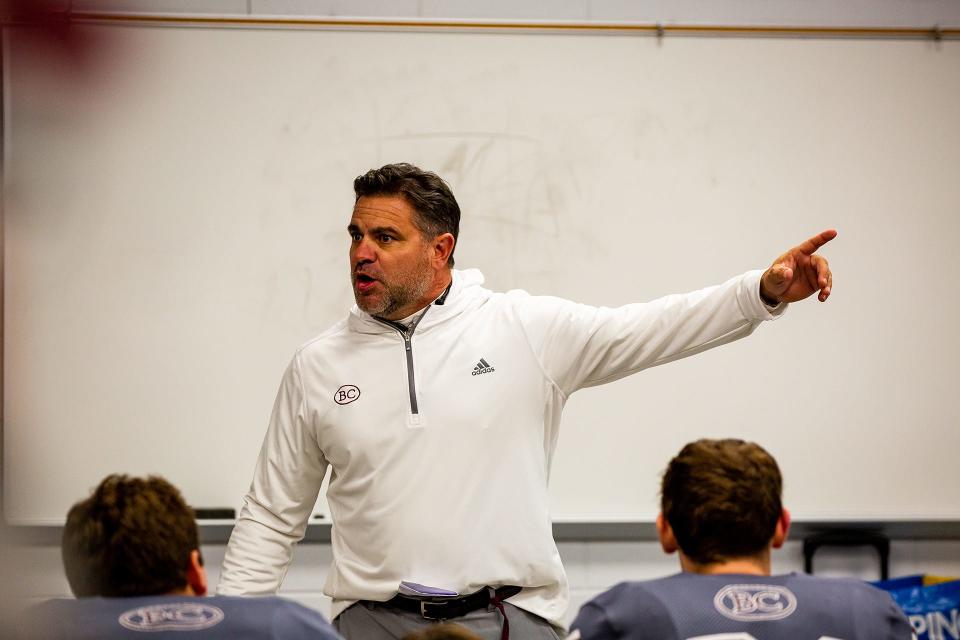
[{"x1": 354, "y1": 262, "x2": 433, "y2": 319}]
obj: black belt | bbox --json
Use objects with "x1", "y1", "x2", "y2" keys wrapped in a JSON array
[{"x1": 384, "y1": 585, "x2": 522, "y2": 621}]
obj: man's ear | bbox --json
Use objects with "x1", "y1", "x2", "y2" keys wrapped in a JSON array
[
  {"x1": 186, "y1": 549, "x2": 208, "y2": 596},
  {"x1": 433, "y1": 233, "x2": 455, "y2": 267},
  {"x1": 656, "y1": 513, "x2": 679, "y2": 554},
  {"x1": 771, "y1": 508, "x2": 791, "y2": 549}
]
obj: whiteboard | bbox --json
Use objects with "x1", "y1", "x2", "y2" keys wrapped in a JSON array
[{"x1": 4, "y1": 23, "x2": 959, "y2": 525}]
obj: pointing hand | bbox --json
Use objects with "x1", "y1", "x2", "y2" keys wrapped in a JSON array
[{"x1": 760, "y1": 229, "x2": 837, "y2": 304}]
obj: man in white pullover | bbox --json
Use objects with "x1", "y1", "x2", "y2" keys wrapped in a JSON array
[{"x1": 218, "y1": 163, "x2": 836, "y2": 640}]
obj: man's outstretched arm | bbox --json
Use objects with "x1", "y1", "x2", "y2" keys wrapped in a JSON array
[{"x1": 513, "y1": 229, "x2": 837, "y2": 395}]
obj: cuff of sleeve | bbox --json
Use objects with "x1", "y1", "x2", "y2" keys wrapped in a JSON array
[{"x1": 738, "y1": 269, "x2": 788, "y2": 320}]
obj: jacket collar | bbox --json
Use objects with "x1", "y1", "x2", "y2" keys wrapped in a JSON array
[{"x1": 347, "y1": 268, "x2": 488, "y2": 335}]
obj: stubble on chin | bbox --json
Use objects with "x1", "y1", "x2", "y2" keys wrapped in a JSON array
[
  {"x1": 353, "y1": 274, "x2": 431, "y2": 319},
  {"x1": 355, "y1": 291, "x2": 390, "y2": 316}
]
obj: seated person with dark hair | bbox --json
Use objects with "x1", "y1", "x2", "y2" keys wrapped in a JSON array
[
  {"x1": 19, "y1": 474, "x2": 341, "y2": 639},
  {"x1": 569, "y1": 439, "x2": 913, "y2": 640}
]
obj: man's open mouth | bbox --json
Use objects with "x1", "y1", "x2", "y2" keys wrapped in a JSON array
[{"x1": 355, "y1": 274, "x2": 378, "y2": 292}]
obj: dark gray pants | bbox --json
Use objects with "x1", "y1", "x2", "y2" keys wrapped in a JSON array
[{"x1": 335, "y1": 600, "x2": 563, "y2": 640}]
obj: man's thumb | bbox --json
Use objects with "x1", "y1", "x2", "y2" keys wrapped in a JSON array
[{"x1": 768, "y1": 264, "x2": 793, "y2": 289}]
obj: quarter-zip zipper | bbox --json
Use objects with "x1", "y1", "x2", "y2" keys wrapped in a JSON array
[{"x1": 374, "y1": 307, "x2": 429, "y2": 419}]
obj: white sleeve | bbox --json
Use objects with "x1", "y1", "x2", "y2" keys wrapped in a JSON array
[
  {"x1": 515, "y1": 270, "x2": 784, "y2": 396},
  {"x1": 217, "y1": 354, "x2": 328, "y2": 595}
]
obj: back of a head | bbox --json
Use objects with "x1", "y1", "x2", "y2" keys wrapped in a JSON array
[
  {"x1": 353, "y1": 162, "x2": 461, "y2": 266},
  {"x1": 661, "y1": 439, "x2": 782, "y2": 565},
  {"x1": 401, "y1": 623, "x2": 484, "y2": 640},
  {"x1": 61, "y1": 474, "x2": 199, "y2": 597}
]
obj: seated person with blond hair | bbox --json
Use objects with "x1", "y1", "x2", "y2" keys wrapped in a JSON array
[
  {"x1": 19, "y1": 474, "x2": 341, "y2": 639},
  {"x1": 569, "y1": 439, "x2": 913, "y2": 640}
]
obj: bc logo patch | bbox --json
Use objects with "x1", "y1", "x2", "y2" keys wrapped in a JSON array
[
  {"x1": 118, "y1": 603, "x2": 225, "y2": 632},
  {"x1": 334, "y1": 384, "x2": 361, "y2": 405},
  {"x1": 713, "y1": 584, "x2": 798, "y2": 622}
]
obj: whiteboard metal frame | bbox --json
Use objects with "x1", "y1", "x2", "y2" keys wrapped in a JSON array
[
  {"x1": 32, "y1": 13, "x2": 960, "y2": 41},
  {"x1": 7, "y1": 519, "x2": 960, "y2": 546}
]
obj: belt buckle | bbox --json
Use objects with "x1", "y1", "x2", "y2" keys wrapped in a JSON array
[{"x1": 420, "y1": 599, "x2": 448, "y2": 620}]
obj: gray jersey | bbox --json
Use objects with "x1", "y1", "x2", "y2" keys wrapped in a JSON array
[
  {"x1": 16, "y1": 595, "x2": 342, "y2": 640},
  {"x1": 571, "y1": 572, "x2": 913, "y2": 640}
]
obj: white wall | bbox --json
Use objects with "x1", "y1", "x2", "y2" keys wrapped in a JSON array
[{"x1": 10, "y1": 539, "x2": 960, "y2": 628}]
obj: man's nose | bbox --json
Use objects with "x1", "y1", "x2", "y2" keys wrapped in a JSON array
[{"x1": 353, "y1": 237, "x2": 376, "y2": 264}]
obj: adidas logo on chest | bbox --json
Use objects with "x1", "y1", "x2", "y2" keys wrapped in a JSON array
[{"x1": 472, "y1": 357, "x2": 495, "y2": 376}]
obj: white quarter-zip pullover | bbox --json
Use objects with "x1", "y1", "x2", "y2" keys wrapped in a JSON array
[{"x1": 219, "y1": 268, "x2": 784, "y2": 625}]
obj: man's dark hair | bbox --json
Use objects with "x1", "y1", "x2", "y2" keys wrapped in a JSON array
[
  {"x1": 61, "y1": 474, "x2": 199, "y2": 597},
  {"x1": 661, "y1": 439, "x2": 782, "y2": 565},
  {"x1": 353, "y1": 163, "x2": 460, "y2": 266}
]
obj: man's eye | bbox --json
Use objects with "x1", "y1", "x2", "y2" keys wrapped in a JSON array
[
  {"x1": 350, "y1": 232, "x2": 361, "y2": 242},
  {"x1": 379, "y1": 235, "x2": 393, "y2": 243}
]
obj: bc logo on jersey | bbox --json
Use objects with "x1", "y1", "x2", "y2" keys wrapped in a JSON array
[
  {"x1": 334, "y1": 385, "x2": 361, "y2": 405},
  {"x1": 118, "y1": 603, "x2": 225, "y2": 632},
  {"x1": 713, "y1": 584, "x2": 798, "y2": 622}
]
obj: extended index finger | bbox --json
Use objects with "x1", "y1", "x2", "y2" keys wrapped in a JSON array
[{"x1": 796, "y1": 229, "x2": 838, "y2": 256}]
